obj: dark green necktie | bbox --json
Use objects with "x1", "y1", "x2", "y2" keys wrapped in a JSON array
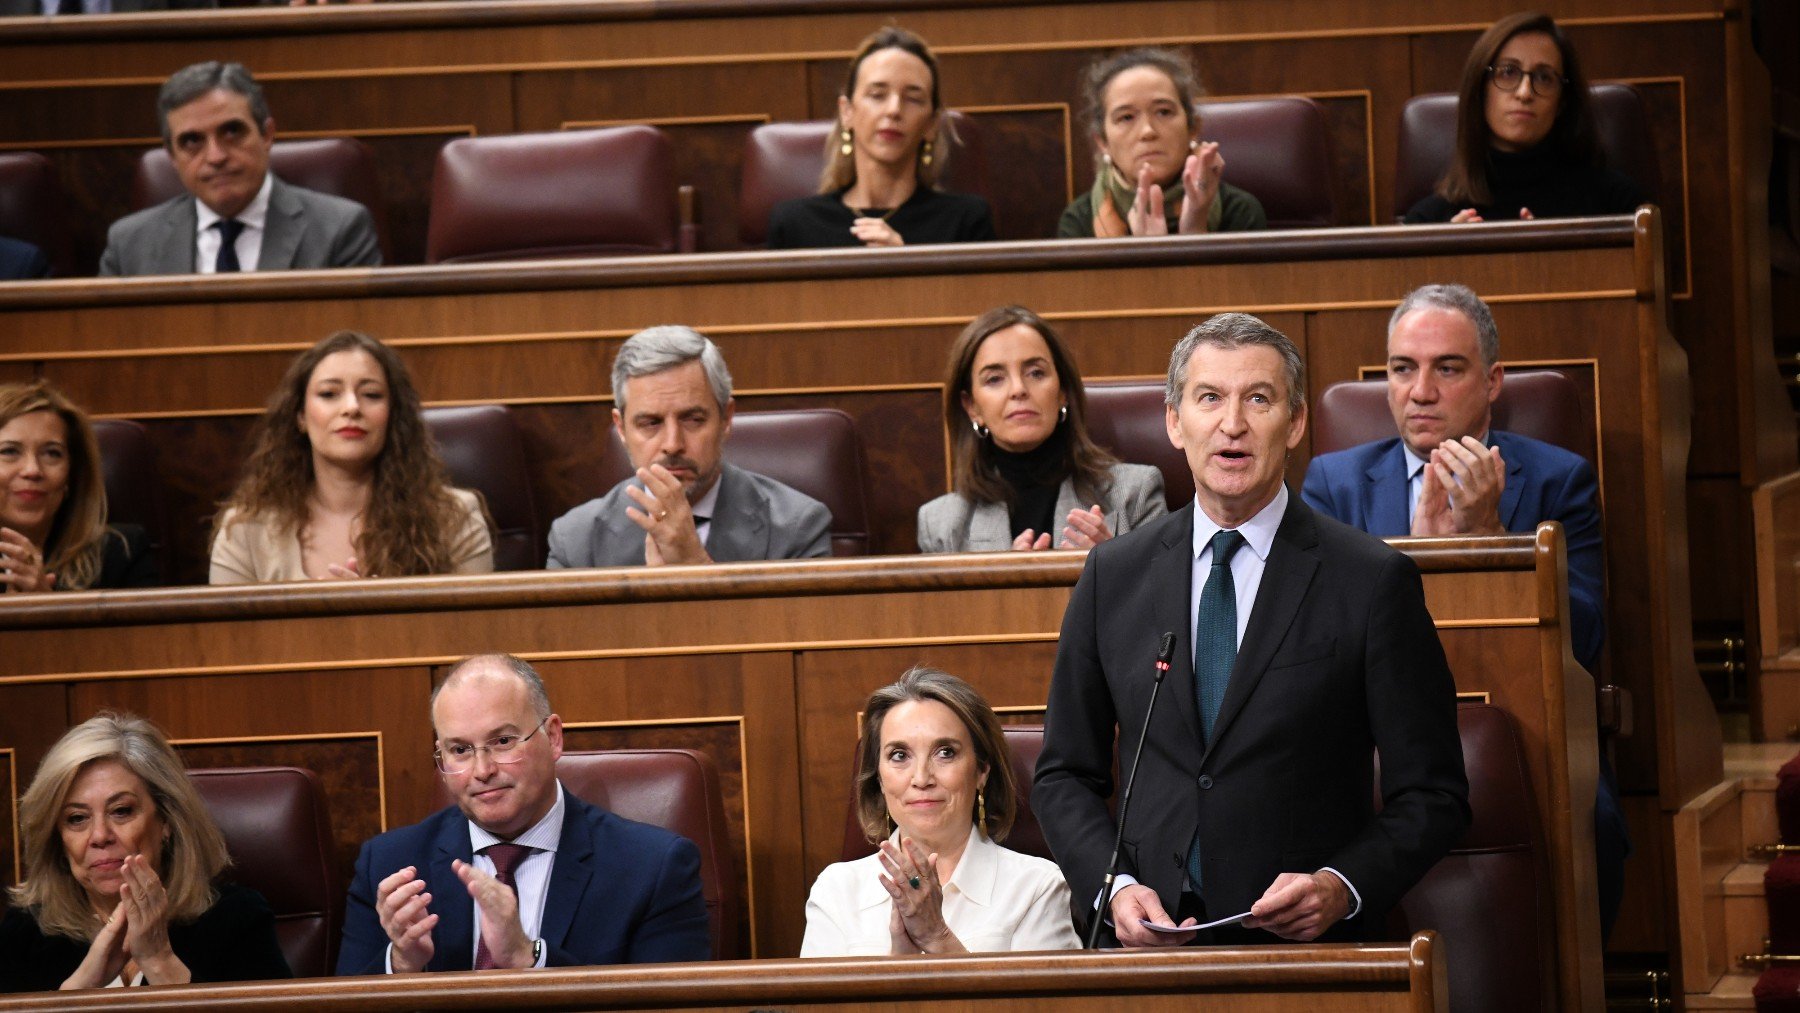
[{"x1": 1188, "y1": 528, "x2": 1244, "y2": 891}]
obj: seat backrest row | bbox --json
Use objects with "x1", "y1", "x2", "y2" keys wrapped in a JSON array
[{"x1": 0, "y1": 85, "x2": 1657, "y2": 267}]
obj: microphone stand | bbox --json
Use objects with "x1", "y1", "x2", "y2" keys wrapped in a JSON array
[{"x1": 1086, "y1": 632, "x2": 1176, "y2": 949}]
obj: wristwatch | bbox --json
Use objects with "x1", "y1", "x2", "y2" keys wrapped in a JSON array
[{"x1": 531, "y1": 938, "x2": 544, "y2": 966}]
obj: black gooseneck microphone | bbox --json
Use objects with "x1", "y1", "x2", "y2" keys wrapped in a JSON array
[{"x1": 1086, "y1": 631, "x2": 1178, "y2": 949}]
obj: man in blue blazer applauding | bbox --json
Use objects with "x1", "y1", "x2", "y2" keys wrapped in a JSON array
[
  {"x1": 337, "y1": 654, "x2": 709, "y2": 975},
  {"x1": 1300, "y1": 283, "x2": 1604, "y2": 671},
  {"x1": 1300, "y1": 283, "x2": 1626, "y2": 939}
]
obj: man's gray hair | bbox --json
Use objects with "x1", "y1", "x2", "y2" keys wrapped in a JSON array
[
  {"x1": 1389, "y1": 284, "x2": 1500, "y2": 367},
  {"x1": 1164, "y1": 312, "x2": 1307, "y2": 414},
  {"x1": 158, "y1": 61, "x2": 271, "y2": 148},
  {"x1": 432, "y1": 653, "x2": 552, "y2": 723},
  {"x1": 610, "y1": 325, "x2": 733, "y2": 415}
]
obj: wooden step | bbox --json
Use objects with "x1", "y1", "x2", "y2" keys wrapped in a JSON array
[
  {"x1": 1685, "y1": 971, "x2": 1756, "y2": 1010},
  {"x1": 1725, "y1": 861, "x2": 1771, "y2": 964}
]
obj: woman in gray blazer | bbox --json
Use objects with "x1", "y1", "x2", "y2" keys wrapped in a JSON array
[{"x1": 918, "y1": 306, "x2": 1164, "y2": 553}]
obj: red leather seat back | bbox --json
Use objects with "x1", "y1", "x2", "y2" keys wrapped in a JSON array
[
  {"x1": 600, "y1": 408, "x2": 872, "y2": 557},
  {"x1": 430, "y1": 748, "x2": 740, "y2": 959},
  {"x1": 1084, "y1": 380, "x2": 1192, "y2": 512},
  {"x1": 188, "y1": 766, "x2": 338, "y2": 978},
  {"x1": 737, "y1": 110, "x2": 986, "y2": 246},
  {"x1": 133, "y1": 138, "x2": 392, "y2": 262},
  {"x1": 1394, "y1": 84, "x2": 1659, "y2": 216},
  {"x1": 0, "y1": 152, "x2": 74, "y2": 277},
  {"x1": 91, "y1": 418, "x2": 165, "y2": 582},
  {"x1": 1387, "y1": 704, "x2": 1551, "y2": 1012},
  {"x1": 422, "y1": 405, "x2": 541, "y2": 571},
  {"x1": 426, "y1": 126, "x2": 677, "y2": 264},
  {"x1": 1198, "y1": 97, "x2": 1338, "y2": 229},
  {"x1": 1311, "y1": 369, "x2": 1594, "y2": 464},
  {"x1": 841, "y1": 724, "x2": 1049, "y2": 862}
]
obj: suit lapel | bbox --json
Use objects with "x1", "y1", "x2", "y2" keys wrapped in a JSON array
[
  {"x1": 429, "y1": 813, "x2": 475, "y2": 971},
  {"x1": 965, "y1": 500, "x2": 1011, "y2": 549},
  {"x1": 1365, "y1": 442, "x2": 1411, "y2": 537},
  {"x1": 1151, "y1": 504, "x2": 1202, "y2": 746},
  {"x1": 1201, "y1": 494, "x2": 1319, "y2": 765},
  {"x1": 260, "y1": 177, "x2": 304, "y2": 271},
  {"x1": 540, "y1": 789, "x2": 595, "y2": 950},
  {"x1": 706, "y1": 465, "x2": 769, "y2": 562},
  {"x1": 1494, "y1": 432, "x2": 1526, "y2": 529},
  {"x1": 157, "y1": 199, "x2": 200, "y2": 275}
]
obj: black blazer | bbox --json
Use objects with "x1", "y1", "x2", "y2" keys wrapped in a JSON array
[
  {"x1": 1034, "y1": 493, "x2": 1470, "y2": 939},
  {"x1": 0, "y1": 882, "x2": 291, "y2": 993}
]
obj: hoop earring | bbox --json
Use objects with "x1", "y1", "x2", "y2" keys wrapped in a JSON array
[
  {"x1": 977, "y1": 791, "x2": 988, "y2": 837},
  {"x1": 920, "y1": 137, "x2": 934, "y2": 167},
  {"x1": 840, "y1": 128, "x2": 854, "y2": 157},
  {"x1": 971, "y1": 418, "x2": 990, "y2": 440},
  {"x1": 1058, "y1": 404, "x2": 1068, "y2": 424},
  {"x1": 886, "y1": 812, "x2": 896, "y2": 838}
]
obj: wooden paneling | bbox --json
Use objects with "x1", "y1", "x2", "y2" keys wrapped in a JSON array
[
  {"x1": 0, "y1": 217, "x2": 1719, "y2": 813},
  {"x1": 0, "y1": 540, "x2": 1582, "y2": 1004},
  {"x1": 0, "y1": 935, "x2": 1447, "y2": 1013}
]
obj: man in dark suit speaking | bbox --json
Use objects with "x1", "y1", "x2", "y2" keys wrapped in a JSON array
[
  {"x1": 1035, "y1": 313, "x2": 1469, "y2": 946},
  {"x1": 99, "y1": 61, "x2": 380, "y2": 277},
  {"x1": 337, "y1": 654, "x2": 709, "y2": 974}
]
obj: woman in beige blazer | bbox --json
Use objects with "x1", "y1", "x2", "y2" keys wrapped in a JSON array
[
  {"x1": 210, "y1": 331, "x2": 492, "y2": 583},
  {"x1": 917, "y1": 306, "x2": 1165, "y2": 554}
]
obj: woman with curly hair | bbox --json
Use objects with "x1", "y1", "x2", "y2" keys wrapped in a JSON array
[
  {"x1": 209, "y1": 331, "x2": 492, "y2": 583},
  {"x1": 0, "y1": 382, "x2": 155, "y2": 593}
]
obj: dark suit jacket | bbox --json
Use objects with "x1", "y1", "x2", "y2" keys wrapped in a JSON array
[
  {"x1": 0, "y1": 236, "x2": 49, "y2": 279},
  {"x1": 1034, "y1": 493, "x2": 1469, "y2": 940},
  {"x1": 545, "y1": 462, "x2": 831, "y2": 567},
  {"x1": 0, "y1": 882, "x2": 290, "y2": 993},
  {"x1": 337, "y1": 788, "x2": 710, "y2": 974},
  {"x1": 97, "y1": 176, "x2": 380, "y2": 277},
  {"x1": 1300, "y1": 430, "x2": 1605, "y2": 670}
]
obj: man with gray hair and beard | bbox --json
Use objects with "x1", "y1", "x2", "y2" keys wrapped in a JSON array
[{"x1": 547, "y1": 326, "x2": 832, "y2": 567}]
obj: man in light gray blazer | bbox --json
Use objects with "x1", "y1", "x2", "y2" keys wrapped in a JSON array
[
  {"x1": 98, "y1": 61, "x2": 380, "y2": 277},
  {"x1": 547, "y1": 326, "x2": 832, "y2": 568}
]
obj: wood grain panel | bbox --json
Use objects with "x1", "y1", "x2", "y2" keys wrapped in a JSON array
[{"x1": 0, "y1": 751, "x2": 17, "y2": 888}]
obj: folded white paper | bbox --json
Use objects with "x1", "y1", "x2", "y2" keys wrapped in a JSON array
[{"x1": 1138, "y1": 911, "x2": 1254, "y2": 934}]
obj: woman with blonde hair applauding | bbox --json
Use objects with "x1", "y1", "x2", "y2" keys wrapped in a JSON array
[
  {"x1": 0, "y1": 713, "x2": 289, "y2": 991},
  {"x1": 211, "y1": 330, "x2": 492, "y2": 583}
]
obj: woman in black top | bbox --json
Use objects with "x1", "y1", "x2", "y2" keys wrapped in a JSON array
[
  {"x1": 0, "y1": 382, "x2": 155, "y2": 593},
  {"x1": 1404, "y1": 12, "x2": 1648, "y2": 224},
  {"x1": 0, "y1": 712, "x2": 290, "y2": 991},
  {"x1": 766, "y1": 27, "x2": 995, "y2": 249}
]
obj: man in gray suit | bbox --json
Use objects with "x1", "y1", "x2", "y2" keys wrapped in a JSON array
[
  {"x1": 547, "y1": 326, "x2": 832, "y2": 568},
  {"x1": 98, "y1": 61, "x2": 380, "y2": 277}
]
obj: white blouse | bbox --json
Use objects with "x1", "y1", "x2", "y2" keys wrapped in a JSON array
[{"x1": 800, "y1": 826, "x2": 1081, "y2": 956}]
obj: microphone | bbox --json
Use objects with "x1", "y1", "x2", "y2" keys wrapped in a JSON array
[{"x1": 1086, "y1": 631, "x2": 1177, "y2": 949}]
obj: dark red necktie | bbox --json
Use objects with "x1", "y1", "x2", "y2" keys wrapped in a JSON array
[{"x1": 472, "y1": 843, "x2": 531, "y2": 970}]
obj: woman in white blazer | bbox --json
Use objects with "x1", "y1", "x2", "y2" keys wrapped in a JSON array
[
  {"x1": 800, "y1": 667, "x2": 1080, "y2": 956},
  {"x1": 917, "y1": 305, "x2": 1164, "y2": 553}
]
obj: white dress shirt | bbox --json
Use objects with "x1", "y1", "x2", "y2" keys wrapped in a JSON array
[
  {"x1": 384, "y1": 784, "x2": 565, "y2": 972},
  {"x1": 801, "y1": 825, "x2": 1080, "y2": 956},
  {"x1": 1110, "y1": 486, "x2": 1362, "y2": 921},
  {"x1": 194, "y1": 172, "x2": 272, "y2": 274}
]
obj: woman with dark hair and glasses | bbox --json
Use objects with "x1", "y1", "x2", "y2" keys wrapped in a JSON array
[{"x1": 1404, "y1": 11, "x2": 1648, "y2": 224}]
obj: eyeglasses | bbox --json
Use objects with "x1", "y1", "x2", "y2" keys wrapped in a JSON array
[
  {"x1": 434, "y1": 718, "x2": 548, "y2": 774},
  {"x1": 1487, "y1": 63, "x2": 1566, "y2": 98}
]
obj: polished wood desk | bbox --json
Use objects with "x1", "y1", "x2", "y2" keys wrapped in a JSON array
[
  {"x1": 0, "y1": 535, "x2": 1596, "y2": 1007},
  {"x1": 0, "y1": 214, "x2": 1715, "y2": 817},
  {"x1": 0, "y1": 935, "x2": 1448, "y2": 1013}
]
